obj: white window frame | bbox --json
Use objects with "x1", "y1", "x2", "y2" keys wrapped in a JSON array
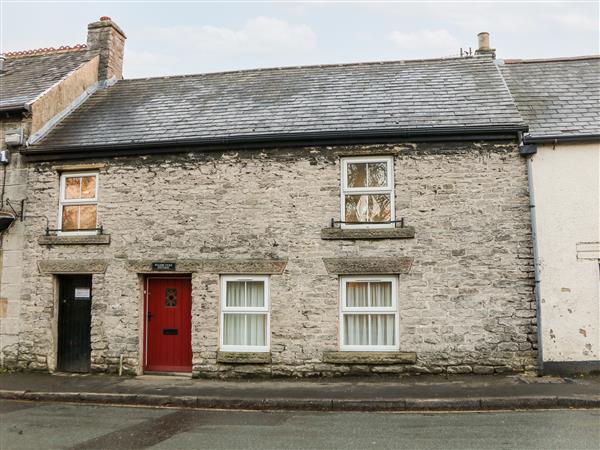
[
  {"x1": 339, "y1": 275, "x2": 399, "y2": 351},
  {"x1": 58, "y1": 171, "x2": 99, "y2": 236},
  {"x1": 340, "y1": 155, "x2": 395, "y2": 229},
  {"x1": 220, "y1": 275, "x2": 270, "y2": 353}
]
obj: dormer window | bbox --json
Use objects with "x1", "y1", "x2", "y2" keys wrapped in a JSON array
[{"x1": 341, "y1": 156, "x2": 394, "y2": 228}]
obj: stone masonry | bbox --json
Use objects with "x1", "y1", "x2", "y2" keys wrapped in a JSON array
[{"x1": 15, "y1": 140, "x2": 537, "y2": 376}]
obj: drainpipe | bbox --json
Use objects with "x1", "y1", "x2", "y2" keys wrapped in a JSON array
[{"x1": 521, "y1": 143, "x2": 544, "y2": 374}]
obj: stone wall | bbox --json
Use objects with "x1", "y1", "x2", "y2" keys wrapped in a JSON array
[
  {"x1": 16, "y1": 140, "x2": 537, "y2": 376},
  {"x1": 0, "y1": 115, "x2": 30, "y2": 367}
]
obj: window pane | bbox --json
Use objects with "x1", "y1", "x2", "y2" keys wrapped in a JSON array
[
  {"x1": 370, "y1": 314, "x2": 395, "y2": 346},
  {"x1": 344, "y1": 314, "x2": 369, "y2": 345},
  {"x1": 367, "y1": 162, "x2": 388, "y2": 187},
  {"x1": 226, "y1": 281, "x2": 245, "y2": 307},
  {"x1": 62, "y1": 205, "x2": 78, "y2": 230},
  {"x1": 65, "y1": 177, "x2": 81, "y2": 199},
  {"x1": 223, "y1": 313, "x2": 266, "y2": 346},
  {"x1": 246, "y1": 281, "x2": 264, "y2": 307},
  {"x1": 223, "y1": 313, "x2": 245, "y2": 345},
  {"x1": 345, "y1": 194, "x2": 369, "y2": 223},
  {"x1": 369, "y1": 194, "x2": 391, "y2": 222},
  {"x1": 370, "y1": 282, "x2": 392, "y2": 307},
  {"x1": 81, "y1": 176, "x2": 96, "y2": 199},
  {"x1": 346, "y1": 162, "x2": 367, "y2": 188},
  {"x1": 346, "y1": 282, "x2": 368, "y2": 307},
  {"x1": 245, "y1": 314, "x2": 266, "y2": 346},
  {"x1": 79, "y1": 205, "x2": 97, "y2": 229}
]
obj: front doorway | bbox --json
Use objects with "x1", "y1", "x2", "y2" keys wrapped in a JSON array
[
  {"x1": 57, "y1": 275, "x2": 92, "y2": 372},
  {"x1": 144, "y1": 276, "x2": 192, "y2": 372}
]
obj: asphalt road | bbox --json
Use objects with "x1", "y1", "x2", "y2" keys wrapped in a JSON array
[{"x1": 1, "y1": 400, "x2": 599, "y2": 449}]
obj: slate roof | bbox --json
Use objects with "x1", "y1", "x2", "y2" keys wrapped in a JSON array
[
  {"x1": 0, "y1": 49, "x2": 92, "y2": 111},
  {"x1": 500, "y1": 56, "x2": 600, "y2": 139},
  {"x1": 30, "y1": 56, "x2": 525, "y2": 152}
]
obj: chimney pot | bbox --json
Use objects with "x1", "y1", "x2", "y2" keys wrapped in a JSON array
[
  {"x1": 475, "y1": 32, "x2": 495, "y2": 58},
  {"x1": 478, "y1": 32, "x2": 490, "y2": 50},
  {"x1": 100, "y1": 16, "x2": 111, "y2": 21}
]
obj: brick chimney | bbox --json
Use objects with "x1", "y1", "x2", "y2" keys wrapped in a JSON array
[
  {"x1": 475, "y1": 32, "x2": 495, "y2": 58},
  {"x1": 87, "y1": 16, "x2": 126, "y2": 81}
]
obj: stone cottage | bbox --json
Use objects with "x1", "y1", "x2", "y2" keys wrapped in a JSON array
[
  {"x1": 0, "y1": 17, "x2": 126, "y2": 367},
  {"x1": 4, "y1": 22, "x2": 538, "y2": 377},
  {"x1": 501, "y1": 56, "x2": 600, "y2": 375}
]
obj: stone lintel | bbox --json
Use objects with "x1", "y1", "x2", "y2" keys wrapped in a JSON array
[
  {"x1": 216, "y1": 351, "x2": 272, "y2": 364},
  {"x1": 321, "y1": 226, "x2": 415, "y2": 240},
  {"x1": 126, "y1": 259, "x2": 287, "y2": 274},
  {"x1": 38, "y1": 235, "x2": 111, "y2": 246},
  {"x1": 204, "y1": 259, "x2": 287, "y2": 275},
  {"x1": 52, "y1": 163, "x2": 107, "y2": 172},
  {"x1": 322, "y1": 257, "x2": 413, "y2": 275},
  {"x1": 38, "y1": 259, "x2": 109, "y2": 274},
  {"x1": 323, "y1": 351, "x2": 417, "y2": 365}
]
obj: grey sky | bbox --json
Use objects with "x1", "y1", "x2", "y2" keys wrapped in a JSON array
[{"x1": 1, "y1": 1, "x2": 598, "y2": 79}]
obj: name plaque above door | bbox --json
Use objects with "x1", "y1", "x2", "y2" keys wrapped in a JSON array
[{"x1": 151, "y1": 262, "x2": 176, "y2": 271}]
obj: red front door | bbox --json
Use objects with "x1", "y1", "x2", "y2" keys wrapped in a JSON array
[{"x1": 144, "y1": 277, "x2": 192, "y2": 372}]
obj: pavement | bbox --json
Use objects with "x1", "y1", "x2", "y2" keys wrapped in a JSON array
[{"x1": 1, "y1": 372, "x2": 599, "y2": 412}]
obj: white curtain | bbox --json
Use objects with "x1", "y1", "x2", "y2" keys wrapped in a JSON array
[
  {"x1": 246, "y1": 281, "x2": 264, "y2": 307},
  {"x1": 344, "y1": 314, "x2": 369, "y2": 345},
  {"x1": 223, "y1": 313, "x2": 266, "y2": 346},
  {"x1": 344, "y1": 314, "x2": 394, "y2": 346},
  {"x1": 370, "y1": 314, "x2": 394, "y2": 345},
  {"x1": 226, "y1": 281, "x2": 245, "y2": 307},
  {"x1": 370, "y1": 282, "x2": 391, "y2": 307},
  {"x1": 346, "y1": 282, "x2": 368, "y2": 307}
]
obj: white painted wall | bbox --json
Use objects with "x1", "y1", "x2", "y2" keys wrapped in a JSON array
[{"x1": 532, "y1": 141, "x2": 600, "y2": 362}]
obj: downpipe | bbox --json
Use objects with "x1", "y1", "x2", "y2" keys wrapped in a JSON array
[{"x1": 526, "y1": 154, "x2": 544, "y2": 374}]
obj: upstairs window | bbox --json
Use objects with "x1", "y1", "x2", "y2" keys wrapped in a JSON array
[
  {"x1": 340, "y1": 276, "x2": 398, "y2": 351},
  {"x1": 59, "y1": 172, "x2": 98, "y2": 234},
  {"x1": 341, "y1": 156, "x2": 394, "y2": 228},
  {"x1": 220, "y1": 276, "x2": 270, "y2": 352}
]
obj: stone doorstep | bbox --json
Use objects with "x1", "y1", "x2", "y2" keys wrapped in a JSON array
[
  {"x1": 321, "y1": 226, "x2": 415, "y2": 240},
  {"x1": 322, "y1": 351, "x2": 417, "y2": 365},
  {"x1": 216, "y1": 352, "x2": 272, "y2": 364},
  {"x1": 38, "y1": 235, "x2": 111, "y2": 245}
]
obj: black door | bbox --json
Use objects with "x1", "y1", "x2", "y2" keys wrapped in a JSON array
[{"x1": 57, "y1": 275, "x2": 92, "y2": 372}]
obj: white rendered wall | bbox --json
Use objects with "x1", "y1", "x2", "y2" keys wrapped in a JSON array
[{"x1": 533, "y1": 142, "x2": 600, "y2": 362}]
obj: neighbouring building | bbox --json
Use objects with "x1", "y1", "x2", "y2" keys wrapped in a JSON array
[
  {"x1": 5, "y1": 26, "x2": 541, "y2": 377},
  {"x1": 0, "y1": 16, "x2": 126, "y2": 367},
  {"x1": 501, "y1": 56, "x2": 600, "y2": 375}
]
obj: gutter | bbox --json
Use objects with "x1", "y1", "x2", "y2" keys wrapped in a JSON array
[
  {"x1": 23, "y1": 124, "x2": 527, "y2": 161},
  {"x1": 523, "y1": 134, "x2": 600, "y2": 144}
]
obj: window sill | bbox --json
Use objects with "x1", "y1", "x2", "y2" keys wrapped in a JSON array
[
  {"x1": 216, "y1": 351, "x2": 272, "y2": 364},
  {"x1": 321, "y1": 226, "x2": 415, "y2": 240},
  {"x1": 38, "y1": 234, "x2": 111, "y2": 246},
  {"x1": 322, "y1": 351, "x2": 416, "y2": 365}
]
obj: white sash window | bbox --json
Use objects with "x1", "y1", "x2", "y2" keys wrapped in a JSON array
[
  {"x1": 340, "y1": 276, "x2": 399, "y2": 351},
  {"x1": 58, "y1": 172, "x2": 99, "y2": 234},
  {"x1": 220, "y1": 276, "x2": 270, "y2": 352},
  {"x1": 341, "y1": 156, "x2": 395, "y2": 228}
]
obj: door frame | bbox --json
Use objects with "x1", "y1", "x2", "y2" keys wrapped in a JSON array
[{"x1": 142, "y1": 274, "x2": 193, "y2": 373}]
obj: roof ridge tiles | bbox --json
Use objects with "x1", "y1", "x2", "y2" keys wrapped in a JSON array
[
  {"x1": 121, "y1": 55, "x2": 491, "y2": 83},
  {"x1": 2, "y1": 44, "x2": 88, "y2": 58},
  {"x1": 502, "y1": 55, "x2": 600, "y2": 65}
]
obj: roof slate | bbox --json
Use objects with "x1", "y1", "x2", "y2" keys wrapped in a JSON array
[
  {"x1": 0, "y1": 50, "x2": 92, "y2": 111},
  {"x1": 500, "y1": 57, "x2": 600, "y2": 139},
  {"x1": 32, "y1": 56, "x2": 525, "y2": 151}
]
